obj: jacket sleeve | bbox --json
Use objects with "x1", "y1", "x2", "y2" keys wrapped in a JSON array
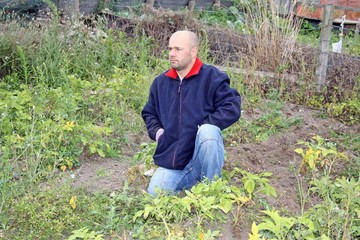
[
  {"x1": 202, "y1": 77, "x2": 241, "y2": 130},
  {"x1": 141, "y1": 81, "x2": 163, "y2": 141}
]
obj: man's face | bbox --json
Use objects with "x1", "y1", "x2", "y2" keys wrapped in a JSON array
[{"x1": 168, "y1": 34, "x2": 195, "y2": 71}]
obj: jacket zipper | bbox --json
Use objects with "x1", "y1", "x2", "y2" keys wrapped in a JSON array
[{"x1": 172, "y1": 80, "x2": 182, "y2": 168}]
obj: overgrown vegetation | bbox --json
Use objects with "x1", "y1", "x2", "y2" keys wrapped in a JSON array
[{"x1": 0, "y1": 1, "x2": 359, "y2": 239}]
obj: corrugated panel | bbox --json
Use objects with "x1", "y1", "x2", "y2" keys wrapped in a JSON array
[
  {"x1": 154, "y1": 0, "x2": 189, "y2": 10},
  {"x1": 296, "y1": 0, "x2": 360, "y2": 22}
]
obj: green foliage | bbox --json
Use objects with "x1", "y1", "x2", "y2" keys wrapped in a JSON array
[
  {"x1": 133, "y1": 178, "x2": 249, "y2": 239},
  {"x1": 229, "y1": 167, "x2": 277, "y2": 198},
  {"x1": 7, "y1": 185, "x2": 88, "y2": 239},
  {"x1": 226, "y1": 100, "x2": 302, "y2": 143},
  {"x1": 306, "y1": 176, "x2": 360, "y2": 239},
  {"x1": 327, "y1": 97, "x2": 360, "y2": 125},
  {"x1": 133, "y1": 142, "x2": 157, "y2": 171},
  {"x1": 4, "y1": 181, "x2": 143, "y2": 239},
  {"x1": 197, "y1": 8, "x2": 240, "y2": 29},
  {"x1": 258, "y1": 210, "x2": 317, "y2": 240},
  {"x1": 68, "y1": 227, "x2": 104, "y2": 240},
  {"x1": 329, "y1": 131, "x2": 360, "y2": 178},
  {"x1": 295, "y1": 135, "x2": 348, "y2": 175},
  {"x1": 298, "y1": 20, "x2": 360, "y2": 56},
  {"x1": 249, "y1": 222, "x2": 264, "y2": 240}
]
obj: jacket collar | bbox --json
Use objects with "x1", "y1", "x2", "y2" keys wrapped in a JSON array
[{"x1": 165, "y1": 58, "x2": 203, "y2": 80}]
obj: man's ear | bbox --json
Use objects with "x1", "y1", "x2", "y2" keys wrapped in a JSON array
[{"x1": 191, "y1": 47, "x2": 198, "y2": 57}]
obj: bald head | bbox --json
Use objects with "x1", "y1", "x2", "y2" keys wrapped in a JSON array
[
  {"x1": 170, "y1": 30, "x2": 199, "y2": 49},
  {"x1": 168, "y1": 30, "x2": 199, "y2": 78}
]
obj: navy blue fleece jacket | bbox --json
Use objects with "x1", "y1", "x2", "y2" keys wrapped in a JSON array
[{"x1": 142, "y1": 58, "x2": 241, "y2": 170}]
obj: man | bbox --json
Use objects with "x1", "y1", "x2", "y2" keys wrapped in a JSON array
[{"x1": 142, "y1": 30, "x2": 241, "y2": 195}]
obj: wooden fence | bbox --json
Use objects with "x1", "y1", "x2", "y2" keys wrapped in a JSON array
[{"x1": 311, "y1": 3, "x2": 360, "y2": 91}]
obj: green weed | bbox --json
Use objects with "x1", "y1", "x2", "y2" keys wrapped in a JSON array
[
  {"x1": 306, "y1": 176, "x2": 360, "y2": 239},
  {"x1": 229, "y1": 167, "x2": 277, "y2": 198},
  {"x1": 226, "y1": 100, "x2": 302, "y2": 144},
  {"x1": 327, "y1": 97, "x2": 360, "y2": 125},
  {"x1": 257, "y1": 210, "x2": 317, "y2": 239},
  {"x1": 133, "y1": 178, "x2": 250, "y2": 239},
  {"x1": 67, "y1": 227, "x2": 104, "y2": 240},
  {"x1": 295, "y1": 135, "x2": 348, "y2": 175}
]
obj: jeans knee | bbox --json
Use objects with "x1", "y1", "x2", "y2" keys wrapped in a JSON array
[{"x1": 198, "y1": 124, "x2": 222, "y2": 142}]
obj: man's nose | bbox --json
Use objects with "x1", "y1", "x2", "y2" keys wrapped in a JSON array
[{"x1": 169, "y1": 49, "x2": 176, "y2": 57}]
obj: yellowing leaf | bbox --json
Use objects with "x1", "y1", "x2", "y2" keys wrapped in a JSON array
[
  {"x1": 249, "y1": 222, "x2": 262, "y2": 240},
  {"x1": 219, "y1": 199, "x2": 233, "y2": 213},
  {"x1": 306, "y1": 148, "x2": 314, "y2": 155},
  {"x1": 294, "y1": 148, "x2": 304, "y2": 155},
  {"x1": 63, "y1": 121, "x2": 76, "y2": 131},
  {"x1": 251, "y1": 222, "x2": 259, "y2": 234},
  {"x1": 198, "y1": 230, "x2": 204, "y2": 240},
  {"x1": 16, "y1": 134, "x2": 24, "y2": 142},
  {"x1": 97, "y1": 148, "x2": 105, "y2": 157},
  {"x1": 308, "y1": 158, "x2": 315, "y2": 169},
  {"x1": 61, "y1": 165, "x2": 67, "y2": 172},
  {"x1": 70, "y1": 195, "x2": 77, "y2": 209}
]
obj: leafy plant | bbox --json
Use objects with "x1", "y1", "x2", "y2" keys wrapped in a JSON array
[
  {"x1": 229, "y1": 167, "x2": 277, "y2": 198},
  {"x1": 257, "y1": 210, "x2": 316, "y2": 240},
  {"x1": 238, "y1": 100, "x2": 302, "y2": 143},
  {"x1": 133, "y1": 178, "x2": 249, "y2": 239},
  {"x1": 295, "y1": 135, "x2": 348, "y2": 174},
  {"x1": 327, "y1": 98, "x2": 360, "y2": 125},
  {"x1": 306, "y1": 176, "x2": 360, "y2": 239},
  {"x1": 67, "y1": 227, "x2": 104, "y2": 240},
  {"x1": 249, "y1": 222, "x2": 264, "y2": 240},
  {"x1": 133, "y1": 141, "x2": 157, "y2": 173}
]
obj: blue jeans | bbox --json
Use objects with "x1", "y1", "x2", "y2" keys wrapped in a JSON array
[{"x1": 147, "y1": 124, "x2": 224, "y2": 195}]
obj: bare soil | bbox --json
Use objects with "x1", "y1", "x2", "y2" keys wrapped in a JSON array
[{"x1": 62, "y1": 102, "x2": 358, "y2": 239}]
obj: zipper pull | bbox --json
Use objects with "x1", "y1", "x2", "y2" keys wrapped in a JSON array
[{"x1": 178, "y1": 82, "x2": 181, "y2": 93}]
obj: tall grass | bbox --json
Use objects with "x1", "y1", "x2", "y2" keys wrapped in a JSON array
[
  {"x1": 233, "y1": 0, "x2": 316, "y2": 96},
  {"x1": 0, "y1": 14, "x2": 158, "y2": 229}
]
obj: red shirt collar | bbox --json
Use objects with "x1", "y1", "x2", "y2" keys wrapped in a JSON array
[{"x1": 165, "y1": 58, "x2": 203, "y2": 80}]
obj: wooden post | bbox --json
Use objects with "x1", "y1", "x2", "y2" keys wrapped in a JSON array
[
  {"x1": 146, "y1": 0, "x2": 155, "y2": 7},
  {"x1": 188, "y1": 0, "x2": 196, "y2": 11},
  {"x1": 214, "y1": 0, "x2": 221, "y2": 10},
  {"x1": 315, "y1": 4, "x2": 334, "y2": 92},
  {"x1": 58, "y1": 0, "x2": 79, "y2": 19},
  {"x1": 355, "y1": 18, "x2": 360, "y2": 38}
]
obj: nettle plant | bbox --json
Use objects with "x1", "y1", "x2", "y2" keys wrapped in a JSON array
[{"x1": 295, "y1": 135, "x2": 348, "y2": 175}]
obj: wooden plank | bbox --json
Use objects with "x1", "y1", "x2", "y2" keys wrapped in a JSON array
[{"x1": 216, "y1": 66, "x2": 298, "y2": 83}]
